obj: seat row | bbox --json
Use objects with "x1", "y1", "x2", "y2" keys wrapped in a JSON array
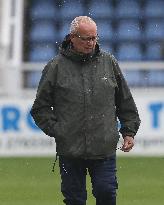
[
  {"x1": 28, "y1": 42, "x2": 164, "y2": 62},
  {"x1": 30, "y1": 0, "x2": 164, "y2": 20},
  {"x1": 29, "y1": 19, "x2": 164, "y2": 43}
]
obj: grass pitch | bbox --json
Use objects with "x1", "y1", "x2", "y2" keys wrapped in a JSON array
[{"x1": 0, "y1": 157, "x2": 164, "y2": 205}]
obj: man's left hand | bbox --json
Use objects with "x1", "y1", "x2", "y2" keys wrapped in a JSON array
[{"x1": 121, "y1": 136, "x2": 134, "y2": 152}]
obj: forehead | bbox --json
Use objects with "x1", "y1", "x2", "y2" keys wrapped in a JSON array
[{"x1": 77, "y1": 22, "x2": 97, "y2": 36}]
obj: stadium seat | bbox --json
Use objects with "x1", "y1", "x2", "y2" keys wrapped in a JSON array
[
  {"x1": 147, "y1": 70, "x2": 164, "y2": 86},
  {"x1": 88, "y1": 0, "x2": 113, "y2": 19},
  {"x1": 29, "y1": 44, "x2": 56, "y2": 62},
  {"x1": 117, "y1": 43, "x2": 142, "y2": 61},
  {"x1": 26, "y1": 71, "x2": 42, "y2": 88},
  {"x1": 30, "y1": 1, "x2": 57, "y2": 20},
  {"x1": 99, "y1": 41, "x2": 113, "y2": 53},
  {"x1": 60, "y1": 1, "x2": 84, "y2": 20},
  {"x1": 144, "y1": 20, "x2": 164, "y2": 41},
  {"x1": 97, "y1": 21, "x2": 113, "y2": 41},
  {"x1": 145, "y1": 43, "x2": 162, "y2": 61},
  {"x1": 115, "y1": 0, "x2": 141, "y2": 19},
  {"x1": 123, "y1": 70, "x2": 143, "y2": 87},
  {"x1": 29, "y1": 21, "x2": 57, "y2": 43},
  {"x1": 116, "y1": 20, "x2": 142, "y2": 41},
  {"x1": 144, "y1": 0, "x2": 164, "y2": 18},
  {"x1": 59, "y1": 22, "x2": 71, "y2": 40}
]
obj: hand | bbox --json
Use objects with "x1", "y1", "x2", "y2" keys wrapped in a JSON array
[{"x1": 121, "y1": 136, "x2": 134, "y2": 152}]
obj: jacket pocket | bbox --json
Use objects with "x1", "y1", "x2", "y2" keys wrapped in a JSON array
[{"x1": 54, "y1": 122, "x2": 66, "y2": 143}]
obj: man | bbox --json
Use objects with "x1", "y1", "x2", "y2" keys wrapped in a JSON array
[{"x1": 31, "y1": 16, "x2": 141, "y2": 205}]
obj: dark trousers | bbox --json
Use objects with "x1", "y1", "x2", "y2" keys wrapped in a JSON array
[{"x1": 59, "y1": 154, "x2": 118, "y2": 205}]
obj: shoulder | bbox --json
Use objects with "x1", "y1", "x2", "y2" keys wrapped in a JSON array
[
  {"x1": 100, "y1": 50, "x2": 122, "y2": 78},
  {"x1": 101, "y1": 50, "x2": 119, "y2": 68},
  {"x1": 43, "y1": 54, "x2": 64, "y2": 74},
  {"x1": 46, "y1": 54, "x2": 62, "y2": 68},
  {"x1": 99, "y1": 50, "x2": 118, "y2": 64}
]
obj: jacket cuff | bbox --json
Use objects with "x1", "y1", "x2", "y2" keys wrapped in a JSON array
[{"x1": 122, "y1": 132, "x2": 135, "y2": 138}]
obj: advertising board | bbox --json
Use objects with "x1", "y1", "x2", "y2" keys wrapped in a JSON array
[{"x1": 0, "y1": 94, "x2": 164, "y2": 156}]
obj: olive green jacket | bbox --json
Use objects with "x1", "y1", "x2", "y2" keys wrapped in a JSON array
[{"x1": 31, "y1": 38, "x2": 140, "y2": 159}]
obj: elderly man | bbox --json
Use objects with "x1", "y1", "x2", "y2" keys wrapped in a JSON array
[{"x1": 31, "y1": 16, "x2": 140, "y2": 205}]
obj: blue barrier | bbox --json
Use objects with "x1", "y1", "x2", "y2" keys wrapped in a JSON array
[{"x1": 0, "y1": 106, "x2": 40, "y2": 132}]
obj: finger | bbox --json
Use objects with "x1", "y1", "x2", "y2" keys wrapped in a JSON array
[
  {"x1": 121, "y1": 146, "x2": 132, "y2": 152},
  {"x1": 121, "y1": 141, "x2": 134, "y2": 152}
]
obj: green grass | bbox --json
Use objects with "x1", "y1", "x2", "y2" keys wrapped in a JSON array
[{"x1": 0, "y1": 157, "x2": 164, "y2": 205}]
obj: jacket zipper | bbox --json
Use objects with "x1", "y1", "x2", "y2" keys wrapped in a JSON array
[{"x1": 81, "y1": 67, "x2": 87, "y2": 158}]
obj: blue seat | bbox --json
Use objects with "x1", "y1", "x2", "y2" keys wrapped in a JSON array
[
  {"x1": 30, "y1": 1, "x2": 57, "y2": 20},
  {"x1": 116, "y1": 0, "x2": 141, "y2": 19},
  {"x1": 144, "y1": 0, "x2": 164, "y2": 18},
  {"x1": 59, "y1": 22, "x2": 70, "y2": 40},
  {"x1": 29, "y1": 21, "x2": 57, "y2": 43},
  {"x1": 148, "y1": 70, "x2": 164, "y2": 86},
  {"x1": 145, "y1": 43, "x2": 162, "y2": 61},
  {"x1": 123, "y1": 70, "x2": 142, "y2": 87},
  {"x1": 88, "y1": 0, "x2": 113, "y2": 19},
  {"x1": 31, "y1": 0, "x2": 54, "y2": 4},
  {"x1": 60, "y1": 1, "x2": 84, "y2": 20},
  {"x1": 97, "y1": 21, "x2": 113, "y2": 41},
  {"x1": 145, "y1": 20, "x2": 164, "y2": 41},
  {"x1": 117, "y1": 43, "x2": 142, "y2": 61},
  {"x1": 116, "y1": 20, "x2": 142, "y2": 41},
  {"x1": 100, "y1": 41, "x2": 113, "y2": 53},
  {"x1": 26, "y1": 71, "x2": 42, "y2": 88},
  {"x1": 29, "y1": 44, "x2": 56, "y2": 62}
]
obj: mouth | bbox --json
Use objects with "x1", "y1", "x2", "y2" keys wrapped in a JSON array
[{"x1": 85, "y1": 47, "x2": 93, "y2": 50}]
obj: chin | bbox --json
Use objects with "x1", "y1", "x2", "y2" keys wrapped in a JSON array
[{"x1": 84, "y1": 49, "x2": 93, "y2": 54}]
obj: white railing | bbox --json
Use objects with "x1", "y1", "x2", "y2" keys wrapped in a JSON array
[
  {"x1": 120, "y1": 61, "x2": 164, "y2": 70},
  {"x1": 19, "y1": 61, "x2": 164, "y2": 71},
  {"x1": 0, "y1": 61, "x2": 164, "y2": 98}
]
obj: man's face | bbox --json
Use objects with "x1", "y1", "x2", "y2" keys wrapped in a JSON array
[{"x1": 70, "y1": 22, "x2": 98, "y2": 54}]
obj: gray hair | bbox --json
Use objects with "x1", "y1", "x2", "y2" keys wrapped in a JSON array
[{"x1": 70, "y1": 16, "x2": 97, "y2": 34}]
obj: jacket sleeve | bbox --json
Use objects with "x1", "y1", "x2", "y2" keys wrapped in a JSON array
[
  {"x1": 111, "y1": 55, "x2": 141, "y2": 137},
  {"x1": 30, "y1": 60, "x2": 58, "y2": 137}
]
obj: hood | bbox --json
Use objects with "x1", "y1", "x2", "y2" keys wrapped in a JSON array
[{"x1": 59, "y1": 34, "x2": 101, "y2": 63}]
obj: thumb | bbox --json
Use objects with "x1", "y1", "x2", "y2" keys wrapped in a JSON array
[{"x1": 122, "y1": 141, "x2": 128, "y2": 149}]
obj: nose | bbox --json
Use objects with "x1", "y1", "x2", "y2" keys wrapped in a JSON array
[
  {"x1": 87, "y1": 38, "x2": 94, "y2": 43},
  {"x1": 87, "y1": 40, "x2": 94, "y2": 45}
]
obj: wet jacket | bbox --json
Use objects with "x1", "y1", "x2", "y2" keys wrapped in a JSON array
[{"x1": 31, "y1": 38, "x2": 141, "y2": 159}]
